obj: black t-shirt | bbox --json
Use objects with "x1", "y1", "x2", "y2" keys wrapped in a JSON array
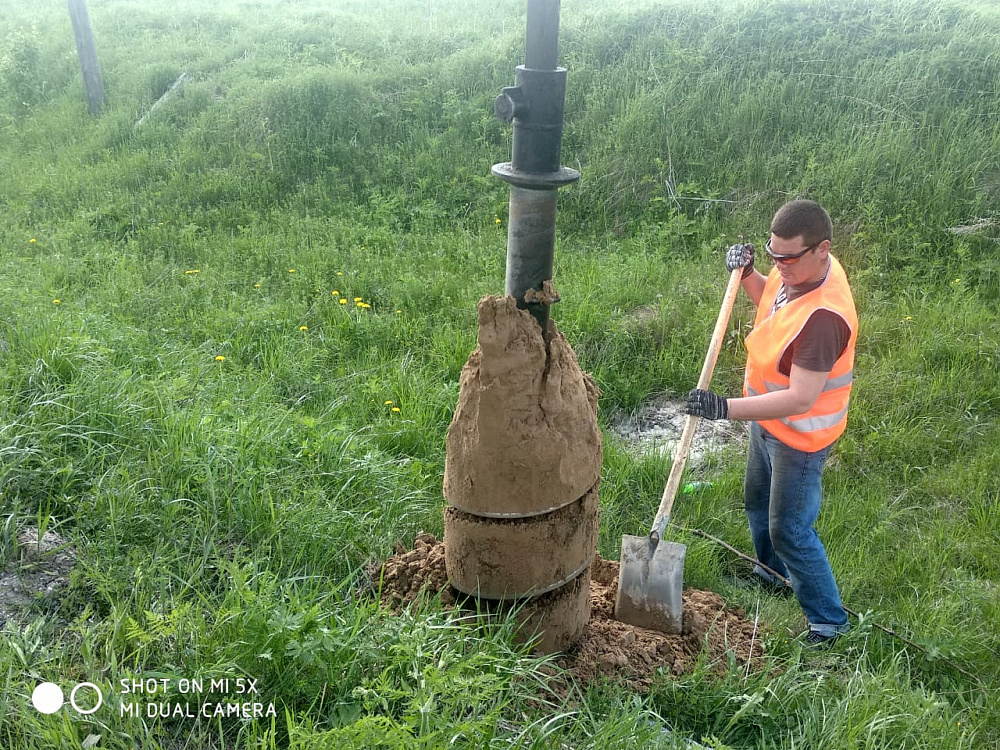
[{"x1": 774, "y1": 276, "x2": 851, "y2": 376}]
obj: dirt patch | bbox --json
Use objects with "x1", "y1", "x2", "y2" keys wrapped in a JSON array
[
  {"x1": 574, "y1": 555, "x2": 763, "y2": 688},
  {"x1": 443, "y1": 296, "x2": 602, "y2": 517},
  {"x1": 611, "y1": 397, "x2": 749, "y2": 464},
  {"x1": 376, "y1": 535, "x2": 765, "y2": 689},
  {"x1": 0, "y1": 527, "x2": 76, "y2": 628}
]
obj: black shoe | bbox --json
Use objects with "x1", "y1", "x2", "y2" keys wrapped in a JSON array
[{"x1": 803, "y1": 629, "x2": 840, "y2": 649}]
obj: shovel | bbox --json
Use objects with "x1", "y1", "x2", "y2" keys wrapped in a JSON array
[{"x1": 615, "y1": 266, "x2": 744, "y2": 634}]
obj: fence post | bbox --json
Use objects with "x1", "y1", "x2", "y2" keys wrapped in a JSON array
[{"x1": 67, "y1": 0, "x2": 105, "y2": 115}]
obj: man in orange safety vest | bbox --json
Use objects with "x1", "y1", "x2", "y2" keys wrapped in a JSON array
[{"x1": 686, "y1": 199, "x2": 857, "y2": 648}]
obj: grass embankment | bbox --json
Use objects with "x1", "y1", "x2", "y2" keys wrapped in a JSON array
[{"x1": 1, "y1": 0, "x2": 998, "y2": 747}]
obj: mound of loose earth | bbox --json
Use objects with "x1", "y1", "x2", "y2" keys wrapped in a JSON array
[{"x1": 377, "y1": 534, "x2": 765, "y2": 689}]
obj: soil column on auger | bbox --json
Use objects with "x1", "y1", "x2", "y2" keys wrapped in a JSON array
[{"x1": 442, "y1": 0, "x2": 601, "y2": 653}]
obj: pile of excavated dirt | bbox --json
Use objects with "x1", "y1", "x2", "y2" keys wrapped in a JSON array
[{"x1": 377, "y1": 534, "x2": 765, "y2": 690}]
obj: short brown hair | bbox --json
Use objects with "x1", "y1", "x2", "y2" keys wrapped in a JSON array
[{"x1": 770, "y1": 200, "x2": 832, "y2": 248}]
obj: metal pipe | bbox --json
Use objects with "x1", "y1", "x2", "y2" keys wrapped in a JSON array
[
  {"x1": 492, "y1": 0, "x2": 578, "y2": 337},
  {"x1": 525, "y1": 0, "x2": 560, "y2": 71},
  {"x1": 505, "y1": 186, "x2": 557, "y2": 311}
]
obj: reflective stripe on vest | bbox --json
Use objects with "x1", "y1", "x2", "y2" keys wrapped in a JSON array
[
  {"x1": 747, "y1": 369, "x2": 854, "y2": 396},
  {"x1": 742, "y1": 255, "x2": 858, "y2": 452}
]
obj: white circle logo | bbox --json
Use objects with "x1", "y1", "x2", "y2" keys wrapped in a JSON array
[
  {"x1": 70, "y1": 682, "x2": 104, "y2": 715},
  {"x1": 31, "y1": 683, "x2": 64, "y2": 714}
]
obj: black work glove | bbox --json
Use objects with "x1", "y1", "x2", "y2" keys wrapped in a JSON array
[
  {"x1": 686, "y1": 388, "x2": 729, "y2": 420},
  {"x1": 725, "y1": 243, "x2": 755, "y2": 279}
]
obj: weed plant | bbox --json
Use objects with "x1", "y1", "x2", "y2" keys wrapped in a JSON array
[{"x1": 1, "y1": 0, "x2": 998, "y2": 747}]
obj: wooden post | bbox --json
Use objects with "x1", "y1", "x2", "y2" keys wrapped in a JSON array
[{"x1": 67, "y1": 0, "x2": 104, "y2": 115}]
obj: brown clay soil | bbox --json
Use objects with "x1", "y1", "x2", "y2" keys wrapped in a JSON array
[
  {"x1": 443, "y1": 486, "x2": 599, "y2": 599},
  {"x1": 376, "y1": 534, "x2": 766, "y2": 690},
  {"x1": 443, "y1": 296, "x2": 602, "y2": 518}
]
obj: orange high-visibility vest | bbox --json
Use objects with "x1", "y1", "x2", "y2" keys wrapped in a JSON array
[{"x1": 743, "y1": 255, "x2": 858, "y2": 452}]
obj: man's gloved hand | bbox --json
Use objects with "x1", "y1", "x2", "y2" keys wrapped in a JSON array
[
  {"x1": 725, "y1": 243, "x2": 755, "y2": 279},
  {"x1": 686, "y1": 388, "x2": 729, "y2": 420}
]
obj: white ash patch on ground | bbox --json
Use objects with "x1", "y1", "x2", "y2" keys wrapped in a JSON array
[
  {"x1": 0, "y1": 527, "x2": 76, "y2": 628},
  {"x1": 610, "y1": 397, "x2": 749, "y2": 464}
]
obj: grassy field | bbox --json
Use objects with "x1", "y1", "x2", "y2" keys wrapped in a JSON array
[{"x1": 1, "y1": 0, "x2": 999, "y2": 746}]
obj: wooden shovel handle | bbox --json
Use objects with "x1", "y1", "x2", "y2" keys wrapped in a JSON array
[{"x1": 650, "y1": 266, "x2": 744, "y2": 539}]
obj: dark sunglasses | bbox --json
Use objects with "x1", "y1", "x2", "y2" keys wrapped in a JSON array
[{"x1": 764, "y1": 237, "x2": 824, "y2": 265}]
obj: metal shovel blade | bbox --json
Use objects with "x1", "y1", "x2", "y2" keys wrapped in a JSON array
[{"x1": 614, "y1": 534, "x2": 685, "y2": 634}]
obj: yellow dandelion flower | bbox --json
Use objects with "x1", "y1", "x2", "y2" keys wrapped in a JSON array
[
  {"x1": 952, "y1": 278, "x2": 961, "y2": 284},
  {"x1": 289, "y1": 268, "x2": 296, "y2": 273},
  {"x1": 53, "y1": 299, "x2": 61, "y2": 305},
  {"x1": 157, "y1": 222, "x2": 164, "y2": 226},
  {"x1": 215, "y1": 355, "x2": 226, "y2": 362},
  {"x1": 396, "y1": 309, "x2": 402, "y2": 314},
  {"x1": 904, "y1": 316, "x2": 912, "y2": 321},
  {"x1": 299, "y1": 325, "x2": 308, "y2": 331},
  {"x1": 29, "y1": 238, "x2": 37, "y2": 243},
  {"x1": 354, "y1": 297, "x2": 362, "y2": 302},
  {"x1": 254, "y1": 283, "x2": 261, "y2": 288},
  {"x1": 384, "y1": 400, "x2": 393, "y2": 405},
  {"x1": 332, "y1": 290, "x2": 339, "y2": 295},
  {"x1": 495, "y1": 217, "x2": 501, "y2": 224},
  {"x1": 360, "y1": 302, "x2": 371, "y2": 309},
  {"x1": 339, "y1": 298, "x2": 347, "y2": 305},
  {"x1": 391, "y1": 407, "x2": 401, "y2": 413},
  {"x1": 336, "y1": 271, "x2": 344, "y2": 276}
]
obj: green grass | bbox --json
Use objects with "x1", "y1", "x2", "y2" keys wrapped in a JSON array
[{"x1": 2, "y1": 0, "x2": 999, "y2": 746}]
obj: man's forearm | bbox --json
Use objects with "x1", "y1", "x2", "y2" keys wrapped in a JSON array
[
  {"x1": 726, "y1": 390, "x2": 817, "y2": 421},
  {"x1": 742, "y1": 270, "x2": 766, "y2": 307}
]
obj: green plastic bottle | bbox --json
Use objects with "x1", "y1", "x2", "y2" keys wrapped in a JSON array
[{"x1": 682, "y1": 481, "x2": 713, "y2": 494}]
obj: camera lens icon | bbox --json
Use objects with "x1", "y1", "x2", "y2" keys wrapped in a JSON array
[{"x1": 32, "y1": 682, "x2": 103, "y2": 715}]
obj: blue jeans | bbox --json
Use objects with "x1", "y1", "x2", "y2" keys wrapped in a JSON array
[{"x1": 745, "y1": 422, "x2": 849, "y2": 637}]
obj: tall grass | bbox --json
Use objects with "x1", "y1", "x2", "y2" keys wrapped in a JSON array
[{"x1": 1, "y1": 0, "x2": 999, "y2": 747}]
